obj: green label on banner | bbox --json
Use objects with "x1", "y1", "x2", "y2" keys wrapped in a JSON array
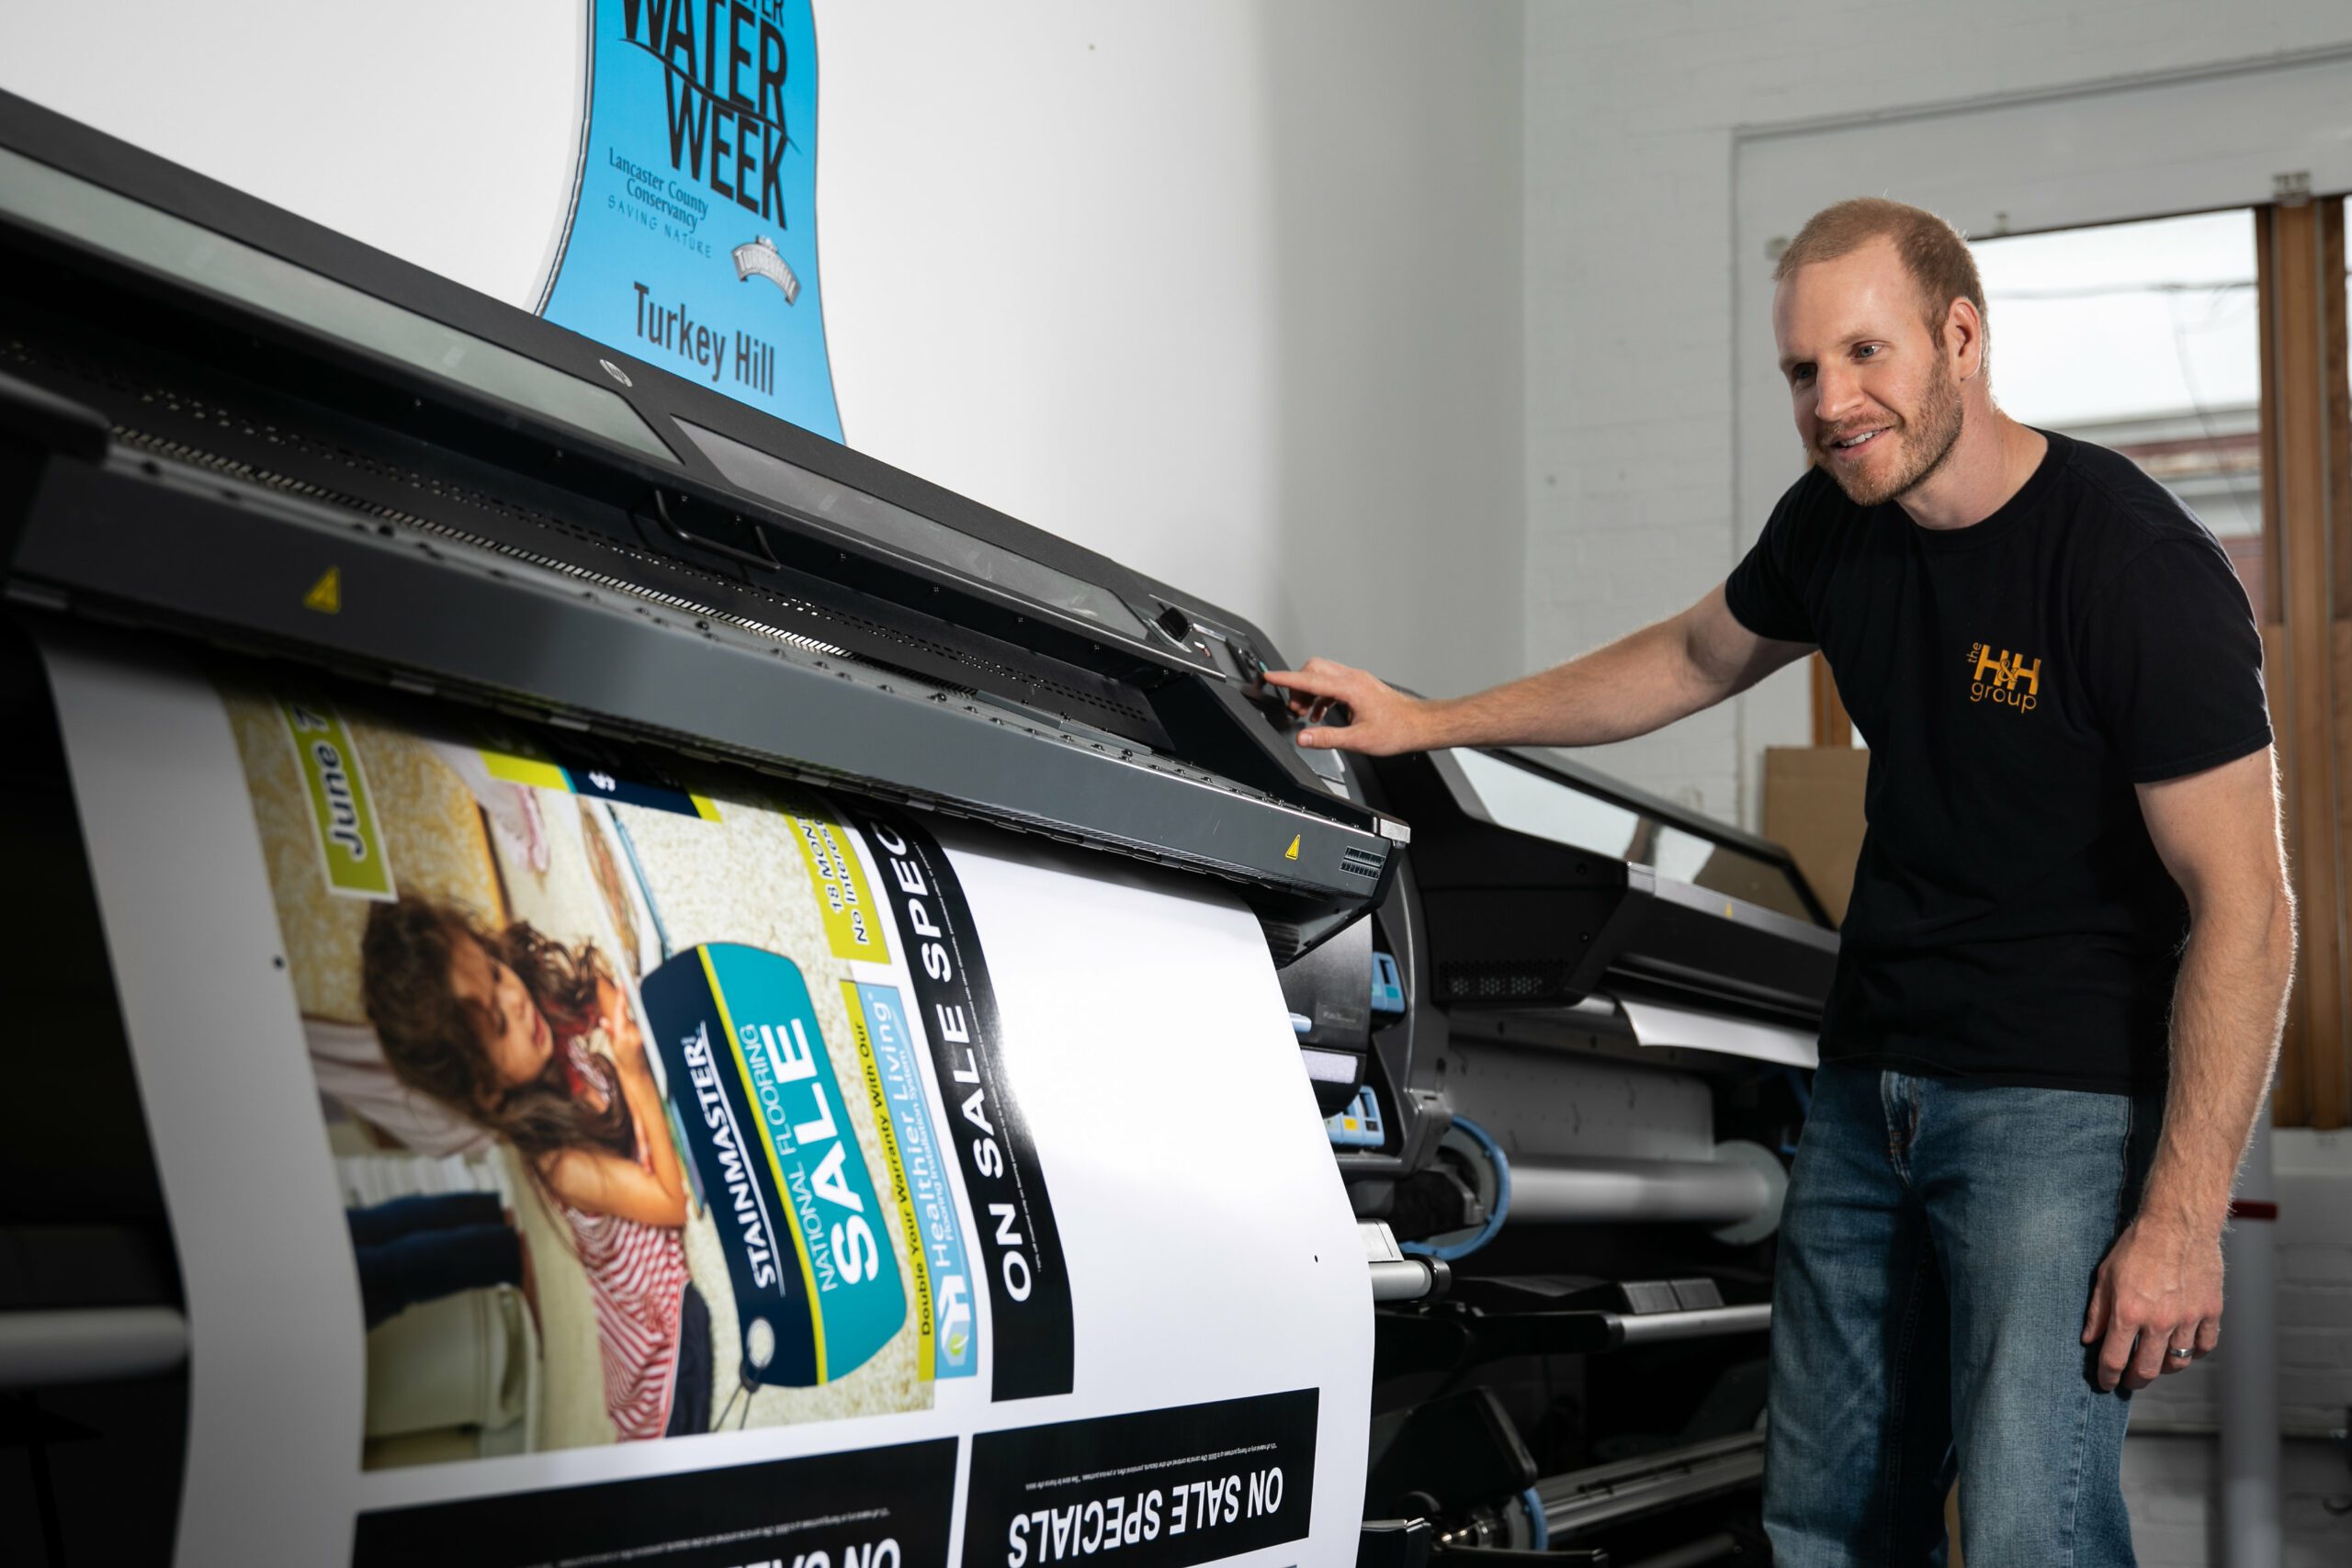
[
  {"x1": 279, "y1": 699, "x2": 393, "y2": 900},
  {"x1": 782, "y1": 795, "x2": 890, "y2": 964}
]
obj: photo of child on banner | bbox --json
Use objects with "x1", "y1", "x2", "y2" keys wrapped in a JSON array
[{"x1": 219, "y1": 683, "x2": 975, "y2": 1467}]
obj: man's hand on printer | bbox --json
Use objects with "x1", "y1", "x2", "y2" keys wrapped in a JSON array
[{"x1": 1262, "y1": 657, "x2": 1433, "y2": 756}]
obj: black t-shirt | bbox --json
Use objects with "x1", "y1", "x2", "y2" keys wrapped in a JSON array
[{"x1": 1724, "y1": 431, "x2": 2270, "y2": 1092}]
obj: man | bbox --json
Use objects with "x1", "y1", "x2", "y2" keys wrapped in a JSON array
[{"x1": 1271, "y1": 198, "x2": 2293, "y2": 1565}]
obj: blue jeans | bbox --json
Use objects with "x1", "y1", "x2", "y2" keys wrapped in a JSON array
[{"x1": 1763, "y1": 1064, "x2": 2161, "y2": 1567}]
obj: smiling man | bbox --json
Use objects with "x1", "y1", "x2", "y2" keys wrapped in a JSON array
[{"x1": 1269, "y1": 197, "x2": 2293, "y2": 1565}]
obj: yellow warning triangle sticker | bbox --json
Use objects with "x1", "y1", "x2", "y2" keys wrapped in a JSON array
[
  {"x1": 1284, "y1": 834, "x2": 1300, "y2": 861},
  {"x1": 302, "y1": 567, "x2": 342, "y2": 615}
]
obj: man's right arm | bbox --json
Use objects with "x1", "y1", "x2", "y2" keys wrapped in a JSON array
[{"x1": 1266, "y1": 583, "x2": 1813, "y2": 756}]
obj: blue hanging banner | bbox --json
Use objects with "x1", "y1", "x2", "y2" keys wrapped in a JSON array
[{"x1": 540, "y1": 0, "x2": 842, "y2": 442}]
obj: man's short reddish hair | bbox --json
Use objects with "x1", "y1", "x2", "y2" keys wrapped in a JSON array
[{"x1": 1775, "y1": 197, "x2": 1986, "y2": 342}]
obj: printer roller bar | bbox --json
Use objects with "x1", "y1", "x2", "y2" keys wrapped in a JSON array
[
  {"x1": 1534, "y1": 1431, "x2": 1766, "y2": 1538},
  {"x1": 1508, "y1": 1155, "x2": 1777, "y2": 1227},
  {"x1": 0, "y1": 1306, "x2": 189, "y2": 1389},
  {"x1": 6, "y1": 448, "x2": 1393, "y2": 925}
]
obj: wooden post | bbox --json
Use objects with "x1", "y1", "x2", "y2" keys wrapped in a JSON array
[{"x1": 2257, "y1": 197, "x2": 2351, "y2": 1129}]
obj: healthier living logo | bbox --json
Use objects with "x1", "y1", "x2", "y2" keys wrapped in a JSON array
[{"x1": 1967, "y1": 640, "x2": 2043, "y2": 713}]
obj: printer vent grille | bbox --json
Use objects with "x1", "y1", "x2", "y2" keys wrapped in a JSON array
[
  {"x1": 1435, "y1": 961, "x2": 1575, "y2": 1004},
  {"x1": 4, "y1": 330, "x2": 1158, "y2": 740},
  {"x1": 120, "y1": 403, "x2": 1152, "y2": 733},
  {"x1": 1339, "y1": 848, "x2": 1384, "y2": 881},
  {"x1": 107, "y1": 419, "x2": 877, "y2": 651}
]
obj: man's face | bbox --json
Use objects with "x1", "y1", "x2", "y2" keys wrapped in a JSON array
[{"x1": 1774, "y1": 237, "x2": 1965, "y2": 507}]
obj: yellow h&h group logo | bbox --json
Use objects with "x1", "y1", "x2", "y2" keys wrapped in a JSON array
[{"x1": 1968, "y1": 642, "x2": 2041, "y2": 712}]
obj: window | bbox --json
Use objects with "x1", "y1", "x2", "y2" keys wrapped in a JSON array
[
  {"x1": 1973, "y1": 210, "x2": 2265, "y2": 606},
  {"x1": 2253, "y1": 193, "x2": 2352, "y2": 1129}
]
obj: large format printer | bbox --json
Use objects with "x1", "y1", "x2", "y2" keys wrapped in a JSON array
[
  {"x1": 1337, "y1": 744, "x2": 1836, "y2": 1564},
  {"x1": 0, "y1": 91, "x2": 1835, "y2": 1568}
]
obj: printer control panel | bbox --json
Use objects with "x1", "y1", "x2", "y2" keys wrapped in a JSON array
[{"x1": 1153, "y1": 600, "x2": 1360, "y2": 803}]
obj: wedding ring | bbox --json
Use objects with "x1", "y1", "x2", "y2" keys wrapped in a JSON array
[{"x1": 2166, "y1": 1348, "x2": 2193, "y2": 1359}]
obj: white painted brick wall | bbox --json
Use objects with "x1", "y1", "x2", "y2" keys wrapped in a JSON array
[
  {"x1": 1521, "y1": 0, "x2": 2352, "y2": 827},
  {"x1": 2121, "y1": 1131, "x2": 2352, "y2": 1563},
  {"x1": 2121, "y1": 1435, "x2": 2352, "y2": 1568},
  {"x1": 2132, "y1": 1131, "x2": 2352, "y2": 1438},
  {"x1": 2125, "y1": 1439, "x2": 2352, "y2": 1568}
]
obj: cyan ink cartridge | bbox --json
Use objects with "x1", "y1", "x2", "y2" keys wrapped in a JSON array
[{"x1": 1370, "y1": 951, "x2": 1406, "y2": 1016}]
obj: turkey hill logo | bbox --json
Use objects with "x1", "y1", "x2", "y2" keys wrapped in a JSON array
[{"x1": 1968, "y1": 641, "x2": 2041, "y2": 712}]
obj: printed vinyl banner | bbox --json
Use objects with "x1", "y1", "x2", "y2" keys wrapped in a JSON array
[
  {"x1": 355, "y1": 1439, "x2": 958, "y2": 1568},
  {"x1": 216, "y1": 679, "x2": 1027, "y2": 1457},
  {"x1": 965, "y1": 1392, "x2": 1320, "y2": 1568},
  {"x1": 854, "y1": 805, "x2": 1074, "y2": 1402},
  {"x1": 540, "y1": 0, "x2": 843, "y2": 441},
  {"x1": 44, "y1": 636, "x2": 1371, "y2": 1566}
]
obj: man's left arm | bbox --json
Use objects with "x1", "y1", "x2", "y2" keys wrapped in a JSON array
[{"x1": 2084, "y1": 745, "x2": 2295, "y2": 1393}]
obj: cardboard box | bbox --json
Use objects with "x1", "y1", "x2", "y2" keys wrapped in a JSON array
[{"x1": 1764, "y1": 746, "x2": 1869, "y2": 928}]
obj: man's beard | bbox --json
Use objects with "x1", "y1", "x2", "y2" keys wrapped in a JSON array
[{"x1": 1822, "y1": 363, "x2": 1964, "y2": 507}]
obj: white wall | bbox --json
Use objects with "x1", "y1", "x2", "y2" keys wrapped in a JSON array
[
  {"x1": 1523, "y1": 0, "x2": 2352, "y2": 826},
  {"x1": 2124, "y1": 1128, "x2": 2352, "y2": 1568},
  {"x1": 0, "y1": 2, "x2": 1525, "y2": 701},
  {"x1": 818, "y1": 3, "x2": 1524, "y2": 697},
  {"x1": 2124, "y1": 1432, "x2": 2351, "y2": 1568}
]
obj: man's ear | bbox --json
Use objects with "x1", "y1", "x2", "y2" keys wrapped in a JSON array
[{"x1": 1945, "y1": 297, "x2": 1985, "y2": 381}]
